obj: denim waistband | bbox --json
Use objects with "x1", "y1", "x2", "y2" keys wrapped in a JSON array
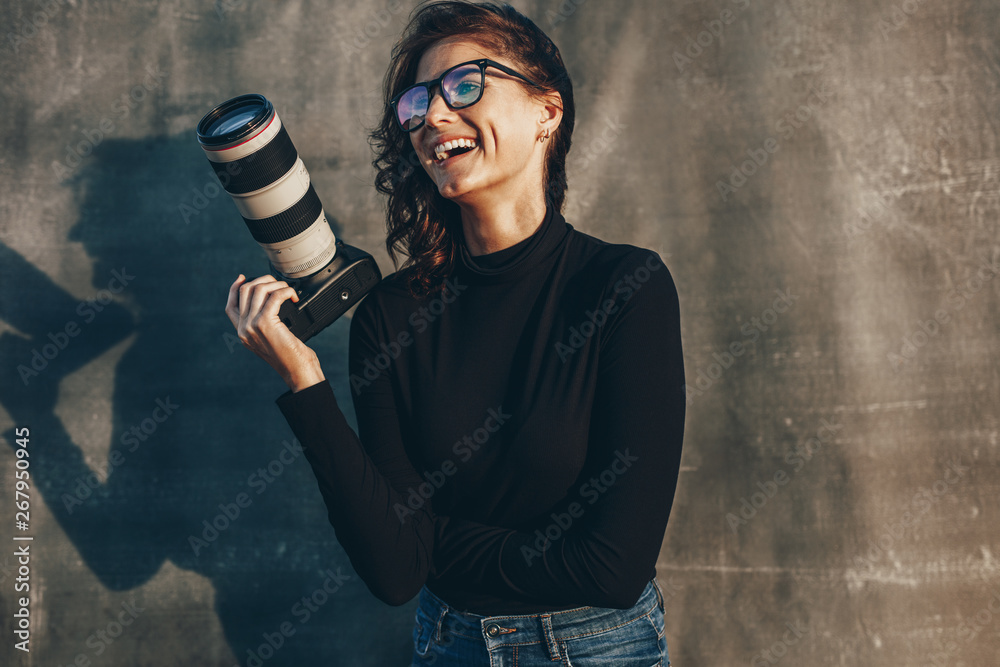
[{"x1": 417, "y1": 578, "x2": 664, "y2": 656}]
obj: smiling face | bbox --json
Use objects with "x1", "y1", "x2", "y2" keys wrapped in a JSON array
[{"x1": 408, "y1": 37, "x2": 559, "y2": 208}]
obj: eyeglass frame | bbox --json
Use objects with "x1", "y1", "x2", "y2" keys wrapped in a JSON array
[{"x1": 390, "y1": 58, "x2": 545, "y2": 133}]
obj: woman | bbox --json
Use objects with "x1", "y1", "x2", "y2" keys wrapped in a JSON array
[{"x1": 225, "y1": 2, "x2": 685, "y2": 664}]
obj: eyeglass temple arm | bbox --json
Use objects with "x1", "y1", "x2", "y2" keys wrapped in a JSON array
[{"x1": 483, "y1": 59, "x2": 544, "y2": 89}]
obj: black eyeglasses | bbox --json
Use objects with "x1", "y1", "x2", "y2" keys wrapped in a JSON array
[{"x1": 390, "y1": 58, "x2": 542, "y2": 132}]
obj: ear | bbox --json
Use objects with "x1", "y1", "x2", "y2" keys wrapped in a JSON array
[{"x1": 537, "y1": 91, "x2": 563, "y2": 135}]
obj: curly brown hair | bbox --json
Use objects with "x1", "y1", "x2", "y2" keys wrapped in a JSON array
[{"x1": 368, "y1": 1, "x2": 575, "y2": 301}]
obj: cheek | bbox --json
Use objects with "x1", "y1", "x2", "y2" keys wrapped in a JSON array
[{"x1": 494, "y1": 127, "x2": 536, "y2": 163}]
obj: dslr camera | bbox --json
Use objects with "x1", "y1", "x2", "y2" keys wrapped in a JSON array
[{"x1": 197, "y1": 94, "x2": 381, "y2": 342}]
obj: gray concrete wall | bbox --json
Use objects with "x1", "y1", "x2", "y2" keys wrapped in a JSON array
[{"x1": 1, "y1": 0, "x2": 997, "y2": 665}]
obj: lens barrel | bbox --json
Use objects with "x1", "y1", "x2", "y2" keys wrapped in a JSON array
[
  {"x1": 197, "y1": 94, "x2": 336, "y2": 279},
  {"x1": 196, "y1": 94, "x2": 381, "y2": 342}
]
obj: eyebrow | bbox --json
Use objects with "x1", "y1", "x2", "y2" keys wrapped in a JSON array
[{"x1": 415, "y1": 64, "x2": 458, "y2": 84}]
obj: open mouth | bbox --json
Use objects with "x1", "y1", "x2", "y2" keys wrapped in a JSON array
[{"x1": 433, "y1": 138, "x2": 478, "y2": 165}]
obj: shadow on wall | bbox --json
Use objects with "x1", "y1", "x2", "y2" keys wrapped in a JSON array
[{"x1": 0, "y1": 134, "x2": 413, "y2": 665}]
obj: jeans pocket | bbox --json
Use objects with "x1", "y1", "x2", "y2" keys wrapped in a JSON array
[
  {"x1": 651, "y1": 577, "x2": 666, "y2": 613},
  {"x1": 560, "y1": 612, "x2": 664, "y2": 666},
  {"x1": 643, "y1": 608, "x2": 669, "y2": 666},
  {"x1": 644, "y1": 607, "x2": 666, "y2": 641}
]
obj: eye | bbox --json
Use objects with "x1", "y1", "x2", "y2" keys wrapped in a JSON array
[
  {"x1": 443, "y1": 65, "x2": 483, "y2": 105},
  {"x1": 449, "y1": 80, "x2": 481, "y2": 107},
  {"x1": 456, "y1": 81, "x2": 481, "y2": 95}
]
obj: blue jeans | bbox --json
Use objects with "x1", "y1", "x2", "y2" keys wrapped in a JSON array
[{"x1": 411, "y1": 578, "x2": 669, "y2": 666}]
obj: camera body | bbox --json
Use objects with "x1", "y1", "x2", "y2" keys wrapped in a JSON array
[
  {"x1": 196, "y1": 93, "x2": 381, "y2": 343},
  {"x1": 273, "y1": 238, "x2": 380, "y2": 341}
]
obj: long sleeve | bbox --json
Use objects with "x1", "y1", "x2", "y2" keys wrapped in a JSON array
[
  {"x1": 275, "y1": 294, "x2": 441, "y2": 607},
  {"x1": 428, "y1": 255, "x2": 686, "y2": 610},
  {"x1": 278, "y1": 220, "x2": 686, "y2": 612}
]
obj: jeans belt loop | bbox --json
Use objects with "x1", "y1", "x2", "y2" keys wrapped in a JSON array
[
  {"x1": 434, "y1": 603, "x2": 448, "y2": 644},
  {"x1": 540, "y1": 613, "x2": 561, "y2": 661}
]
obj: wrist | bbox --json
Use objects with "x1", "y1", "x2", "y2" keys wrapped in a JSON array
[{"x1": 284, "y1": 356, "x2": 325, "y2": 393}]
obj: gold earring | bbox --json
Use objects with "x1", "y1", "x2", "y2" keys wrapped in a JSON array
[{"x1": 539, "y1": 128, "x2": 551, "y2": 142}]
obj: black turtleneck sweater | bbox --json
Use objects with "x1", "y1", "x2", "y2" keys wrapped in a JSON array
[{"x1": 275, "y1": 204, "x2": 686, "y2": 614}]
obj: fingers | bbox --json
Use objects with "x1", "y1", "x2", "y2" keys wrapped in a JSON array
[
  {"x1": 223, "y1": 274, "x2": 314, "y2": 384},
  {"x1": 260, "y1": 285, "x2": 300, "y2": 323},
  {"x1": 227, "y1": 274, "x2": 289, "y2": 331},
  {"x1": 225, "y1": 274, "x2": 246, "y2": 328},
  {"x1": 238, "y1": 274, "x2": 278, "y2": 324},
  {"x1": 247, "y1": 280, "x2": 295, "y2": 326}
]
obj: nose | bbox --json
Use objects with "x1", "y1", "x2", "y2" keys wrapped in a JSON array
[{"x1": 423, "y1": 83, "x2": 457, "y2": 128}]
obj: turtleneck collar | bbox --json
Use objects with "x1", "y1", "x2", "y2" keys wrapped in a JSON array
[{"x1": 455, "y1": 203, "x2": 570, "y2": 284}]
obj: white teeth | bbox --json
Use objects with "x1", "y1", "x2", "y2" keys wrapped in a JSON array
[{"x1": 434, "y1": 137, "x2": 478, "y2": 161}]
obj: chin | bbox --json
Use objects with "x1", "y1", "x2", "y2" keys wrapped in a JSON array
[{"x1": 435, "y1": 178, "x2": 478, "y2": 202}]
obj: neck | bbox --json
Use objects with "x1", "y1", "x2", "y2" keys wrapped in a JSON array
[{"x1": 456, "y1": 191, "x2": 547, "y2": 257}]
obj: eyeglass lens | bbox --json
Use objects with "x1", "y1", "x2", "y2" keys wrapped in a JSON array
[{"x1": 396, "y1": 63, "x2": 484, "y2": 131}]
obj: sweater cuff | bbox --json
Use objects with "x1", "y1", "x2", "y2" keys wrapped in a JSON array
[
  {"x1": 275, "y1": 378, "x2": 336, "y2": 413},
  {"x1": 274, "y1": 379, "x2": 351, "y2": 454}
]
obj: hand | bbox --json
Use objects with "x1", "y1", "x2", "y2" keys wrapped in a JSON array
[{"x1": 225, "y1": 274, "x2": 326, "y2": 392}]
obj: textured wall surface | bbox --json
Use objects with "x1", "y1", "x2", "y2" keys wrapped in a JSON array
[{"x1": 1, "y1": 0, "x2": 998, "y2": 665}]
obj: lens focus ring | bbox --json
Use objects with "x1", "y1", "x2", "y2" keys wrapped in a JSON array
[
  {"x1": 242, "y1": 184, "x2": 324, "y2": 244},
  {"x1": 211, "y1": 125, "x2": 298, "y2": 195}
]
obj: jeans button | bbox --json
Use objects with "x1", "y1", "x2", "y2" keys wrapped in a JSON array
[{"x1": 486, "y1": 623, "x2": 500, "y2": 637}]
